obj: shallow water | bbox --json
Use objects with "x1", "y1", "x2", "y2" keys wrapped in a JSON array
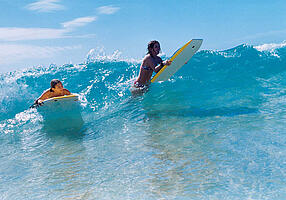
[{"x1": 0, "y1": 44, "x2": 286, "y2": 199}]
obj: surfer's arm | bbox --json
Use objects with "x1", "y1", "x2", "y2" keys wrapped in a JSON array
[
  {"x1": 154, "y1": 60, "x2": 172, "y2": 73},
  {"x1": 164, "y1": 60, "x2": 172, "y2": 66},
  {"x1": 149, "y1": 57, "x2": 163, "y2": 73},
  {"x1": 154, "y1": 62, "x2": 164, "y2": 73}
]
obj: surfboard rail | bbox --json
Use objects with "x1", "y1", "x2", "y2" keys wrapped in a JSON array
[{"x1": 43, "y1": 94, "x2": 78, "y2": 102}]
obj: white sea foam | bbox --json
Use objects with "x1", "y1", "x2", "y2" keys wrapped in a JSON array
[
  {"x1": 85, "y1": 47, "x2": 141, "y2": 64},
  {"x1": 254, "y1": 41, "x2": 286, "y2": 51},
  {"x1": 254, "y1": 41, "x2": 286, "y2": 58}
]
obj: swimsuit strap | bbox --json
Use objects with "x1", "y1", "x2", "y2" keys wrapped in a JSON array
[{"x1": 142, "y1": 65, "x2": 152, "y2": 71}]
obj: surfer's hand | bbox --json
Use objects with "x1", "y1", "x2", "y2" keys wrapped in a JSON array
[
  {"x1": 164, "y1": 60, "x2": 172, "y2": 66},
  {"x1": 37, "y1": 100, "x2": 44, "y2": 106},
  {"x1": 30, "y1": 99, "x2": 43, "y2": 108}
]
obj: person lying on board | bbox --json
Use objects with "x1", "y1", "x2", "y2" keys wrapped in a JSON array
[
  {"x1": 134, "y1": 40, "x2": 172, "y2": 88},
  {"x1": 34, "y1": 79, "x2": 71, "y2": 106}
]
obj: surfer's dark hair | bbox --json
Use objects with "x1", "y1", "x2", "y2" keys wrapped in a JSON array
[
  {"x1": 50, "y1": 79, "x2": 61, "y2": 92},
  {"x1": 147, "y1": 40, "x2": 160, "y2": 55}
]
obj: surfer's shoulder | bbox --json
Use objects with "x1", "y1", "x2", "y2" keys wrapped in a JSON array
[{"x1": 63, "y1": 88, "x2": 71, "y2": 95}]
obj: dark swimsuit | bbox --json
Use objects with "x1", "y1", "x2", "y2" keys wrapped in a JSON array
[
  {"x1": 142, "y1": 65, "x2": 152, "y2": 71},
  {"x1": 134, "y1": 61, "x2": 161, "y2": 88},
  {"x1": 133, "y1": 65, "x2": 153, "y2": 88}
]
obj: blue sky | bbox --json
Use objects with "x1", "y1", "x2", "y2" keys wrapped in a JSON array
[{"x1": 0, "y1": 0, "x2": 286, "y2": 72}]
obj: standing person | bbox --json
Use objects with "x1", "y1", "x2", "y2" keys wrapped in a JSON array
[
  {"x1": 34, "y1": 79, "x2": 71, "y2": 106},
  {"x1": 134, "y1": 40, "x2": 171, "y2": 88}
]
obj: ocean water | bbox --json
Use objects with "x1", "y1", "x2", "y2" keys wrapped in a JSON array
[{"x1": 1, "y1": 43, "x2": 286, "y2": 199}]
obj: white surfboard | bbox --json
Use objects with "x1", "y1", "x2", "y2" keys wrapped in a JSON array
[
  {"x1": 37, "y1": 94, "x2": 83, "y2": 130},
  {"x1": 151, "y1": 39, "x2": 203, "y2": 83},
  {"x1": 37, "y1": 94, "x2": 80, "y2": 112}
]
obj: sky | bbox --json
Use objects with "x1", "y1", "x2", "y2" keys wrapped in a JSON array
[{"x1": 0, "y1": 0, "x2": 286, "y2": 72}]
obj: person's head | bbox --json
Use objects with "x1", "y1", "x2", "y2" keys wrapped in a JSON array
[
  {"x1": 147, "y1": 40, "x2": 161, "y2": 57},
  {"x1": 50, "y1": 79, "x2": 63, "y2": 92}
]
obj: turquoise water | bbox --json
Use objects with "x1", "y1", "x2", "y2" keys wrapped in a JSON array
[{"x1": 1, "y1": 44, "x2": 286, "y2": 199}]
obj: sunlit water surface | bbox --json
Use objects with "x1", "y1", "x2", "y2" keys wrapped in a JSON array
[{"x1": 1, "y1": 44, "x2": 286, "y2": 199}]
